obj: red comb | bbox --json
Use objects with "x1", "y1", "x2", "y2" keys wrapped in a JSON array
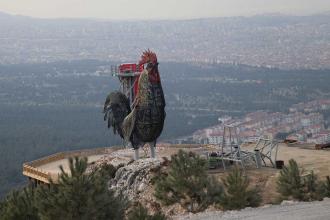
[{"x1": 139, "y1": 49, "x2": 158, "y2": 65}]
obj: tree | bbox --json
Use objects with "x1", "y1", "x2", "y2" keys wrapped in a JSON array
[
  {"x1": 154, "y1": 150, "x2": 223, "y2": 213},
  {"x1": 0, "y1": 187, "x2": 39, "y2": 220},
  {"x1": 128, "y1": 203, "x2": 167, "y2": 220},
  {"x1": 305, "y1": 171, "x2": 321, "y2": 201},
  {"x1": 94, "y1": 161, "x2": 118, "y2": 180},
  {"x1": 319, "y1": 176, "x2": 330, "y2": 198},
  {"x1": 276, "y1": 159, "x2": 324, "y2": 201},
  {"x1": 36, "y1": 157, "x2": 127, "y2": 220},
  {"x1": 277, "y1": 159, "x2": 305, "y2": 200},
  {"x1": 220, "y1": 167, "x2": 261, "y2": 210}
]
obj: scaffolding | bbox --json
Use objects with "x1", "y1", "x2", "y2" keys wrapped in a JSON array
[
  {"x1": 207, "y1": 124, "x2": 256, "y2": 171},
  {"x1": 110, "y1": 64, "x2": 143, "y2": 149},
  {"x1": 218, "y1": 124, "x2": 256, "y2": 171},
  {"x1": 111, "y1": 64, "x2": 143, "y2": 106},
  {"x1": 207, "y1": 124, "x2": 280, "y2": 171},
  {"x1": 254, "y1": 138, "x2": 279, "y2": 168}
]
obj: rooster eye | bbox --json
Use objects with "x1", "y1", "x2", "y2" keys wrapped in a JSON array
[{"x1": 147, "y1": 63, "x2": 153, "y2": 69}]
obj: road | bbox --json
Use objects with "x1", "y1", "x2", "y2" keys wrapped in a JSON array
[{"x1": 176, "y1": 199, "x2": 330, "y2": 220}]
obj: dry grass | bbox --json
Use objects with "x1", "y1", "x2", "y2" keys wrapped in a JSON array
[{"x1": 159, "y1": 143, "x2": 330, "y2": 204}]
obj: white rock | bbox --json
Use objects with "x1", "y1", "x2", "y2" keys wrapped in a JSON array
[
  {"x1": 109, "y1": 158, "x2": 162, "y2": 200},
  {"x1": 281, "y1": 200, "x2": 298, "y2": 206}
]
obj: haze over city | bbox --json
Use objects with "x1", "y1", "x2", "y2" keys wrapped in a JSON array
[{"x1": 0, "y1": 0, "x2": 330, "y2": 19}]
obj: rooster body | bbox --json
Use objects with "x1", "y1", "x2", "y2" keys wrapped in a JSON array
[{"x1": 104, "y1": 50, "x2": 165, "y2": 158}]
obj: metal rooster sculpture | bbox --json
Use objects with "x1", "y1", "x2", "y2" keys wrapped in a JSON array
[{"x1": 103, "y1": 50, "x2": 166, "y2": 159}]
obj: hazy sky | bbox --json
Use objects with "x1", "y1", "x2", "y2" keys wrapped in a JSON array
[{"x1": 0, "y1": 0, "x2": 329, "y2": 20}]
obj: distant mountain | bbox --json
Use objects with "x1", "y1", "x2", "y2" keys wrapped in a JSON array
[
  {"x1": 0, "y1": 11, "x2": 8, "y2": 16},
  {"x1": 0, "y1": 11, "x2": 30, "y2": 20},
  {"x1": 0, "y1": 12, "x2": 330, "y2": 69},
  {"x1": 0, "y1": 11, "x2": 12, "y2": 19},
  {"x1": 317, "y1": 11, "x2": 330, "y2": 16}
]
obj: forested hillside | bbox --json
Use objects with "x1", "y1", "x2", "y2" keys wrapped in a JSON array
[{"x1": 0, "y1": 60, "x2": 330, "y2": 196}]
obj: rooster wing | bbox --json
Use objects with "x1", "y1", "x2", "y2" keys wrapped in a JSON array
[{"x1": 103, "y1": 91, "x2": 131, "y2": 138}]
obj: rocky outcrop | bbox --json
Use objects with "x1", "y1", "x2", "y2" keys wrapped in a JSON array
[
  {"x1": 92, "y1": 147, "x2": 190, "y2": 215},
  {"x1": 109, "y1": 158, "x2": 161, "y2": 200}
]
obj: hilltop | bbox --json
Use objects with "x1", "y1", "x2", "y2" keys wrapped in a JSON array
[
  {"x1": 0, "y1": 12, "x2": 330, "y2": 69},
  {"x1": 84, "y1": 143, "x2": 330, "y2": 217},
  {"x1": 4, "y1": 142, "x2": 330, "y2": 219}
]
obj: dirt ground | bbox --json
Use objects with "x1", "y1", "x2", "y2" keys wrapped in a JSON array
[
  {"x1": 152, "y1": 143, "x2": 330, "y2": 204},
  {"x1": 176, "y1": 199, "x2": 330, "y2": 220},
  {"x1": 94, "y1": 142, "x2": 330, "y2": 207},
  {"x1": 84, "y1": 142, "x2": 330, "y2": 217}
]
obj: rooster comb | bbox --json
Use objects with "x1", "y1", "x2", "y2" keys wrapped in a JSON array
[{"x1": 139, "y1": 49, "x2": 158, "y2": 65}]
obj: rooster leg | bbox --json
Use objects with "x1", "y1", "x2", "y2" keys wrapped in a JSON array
[
  {"x1": 150, "y1": 140, "x2": 156, "y2": 158},
  {"x1": 134, "y1": 148, "x2": 139, "y2": 160},
  {"x1": 133, "y1": 142, "x2": 145, "y2": 160}
]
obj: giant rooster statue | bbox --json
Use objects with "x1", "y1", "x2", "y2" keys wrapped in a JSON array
[{"x1": 103, "y1": 50, "x2": 166, "y2": 159}]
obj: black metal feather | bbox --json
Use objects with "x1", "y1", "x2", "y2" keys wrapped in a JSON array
[{"x1": 103, "y1": 91, "x2": 131, "y2": 138}]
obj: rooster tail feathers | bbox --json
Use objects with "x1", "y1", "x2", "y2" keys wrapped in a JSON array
[{"x1": 103, "y1": 91, "x2": 131, "y2": 138}]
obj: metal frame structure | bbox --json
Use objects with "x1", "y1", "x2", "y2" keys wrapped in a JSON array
[
  {"x1": 110, "y1": 64, "x2": 142, "y2": 150},
  {"x1": 207, "y1": 124, "x2": 280, "y2": 172},
  {"x1": 219, "y1": 124, "x2": 256, "y2": 171},
  {"x1": 254, "y1": 138, "x2": 279, "y2": 168},
  {"x1": 111, "y1": 64, "x2": 142, "y2": 106}
]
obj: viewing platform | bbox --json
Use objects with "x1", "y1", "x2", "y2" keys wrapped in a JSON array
[
  {"x1": 22, "y1": 146, "x2": 122, "y2": 186},
  {"x1": 22, "y1": 144, "x2": 205, "y2": 186}
]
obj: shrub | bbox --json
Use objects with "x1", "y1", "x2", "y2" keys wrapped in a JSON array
[
  {"x1": 128, "y1": 203, "x2": 167, "y2": 220},
  {"x1": 36, "y1": 157, "x2": 127, "y2": 220},
  {"x1": 277, "y1": 159, "x2": 324, "y2": 201},
  {"x1": 205, "y1": 176, "x2": 225, "y2": 206},
  {"x1": 220, "y1": 166, "x2": 261, "y2": 210},
  {"x1": 96, "y1": 162, "x2": 118, "y2": 180},
  {"x1": 319, "y1": 176, "x2": 330, "y2": 198},
  {"x1": 0, "y1": 187, "x2": 39, "y2": 220},
  {"x1": 154, "y1": 150, "x2": 223, "y2": 213},
  {"x1": 277, "y1": 159, "x2": 305, "y2": 200},
  {"x1": 0, "y1": 157, "x2": 127, "y2": 220},
  {"x1": 305, "y1": 171, "x2": 322, "y2": 201}
]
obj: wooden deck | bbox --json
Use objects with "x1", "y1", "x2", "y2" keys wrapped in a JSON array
[
  {"x1": 23, "y1": 146, "x2": 122, "y2": 184},
  {"x1": 22, "y1": 143, "x2": 208, "y2": 185}
]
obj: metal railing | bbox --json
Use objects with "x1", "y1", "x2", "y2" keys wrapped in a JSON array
[{"x1": 22, "y1": 146, "x2": 123, "y2": 184}]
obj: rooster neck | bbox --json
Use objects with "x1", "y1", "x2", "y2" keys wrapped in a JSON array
[{"x1": 146, "y1": 67, "x2": 161, "y2": 84}]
